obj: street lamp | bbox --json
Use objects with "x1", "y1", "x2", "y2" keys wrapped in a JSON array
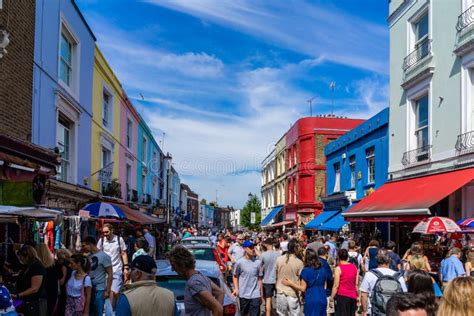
[{"x1": 248, "y1": 192, "x2": 253, "y2": 200}]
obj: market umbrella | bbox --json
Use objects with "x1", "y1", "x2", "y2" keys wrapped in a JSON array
[
  {"x1": 412, "y1": 216, "x2": 461, "y2": 234},
  {"x1": 81, "y1": 202, "x2": 126, "y2": 219},
  {"x1": 0, "y1": 206, "x2": 63, "y2": 220},
  {"x1": 457, "y1": 218, "x2": 474, "y2": 227}
]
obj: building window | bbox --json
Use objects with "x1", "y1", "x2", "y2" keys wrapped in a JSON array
[
  {"x1": 142, "y1": 175, "x2": 146, "y2": 195},
  {"x1": 415, "y1": 95, "x2": 429, "y2": 149},
  {"x1": 126, "y1": 164, "x2": 132, "y2": 201},
  {"x1": 57, "y1": 115, "x2": 71, "y2": 182},
  {"x1": 366, "y1": 147, "x2": 375, "y2": 184},
  {"x1": 102, "y1": 90, "x2": 112, "y2": 130},
  {"x1": 101, "y1": 147, "x2": 112, "y2": 192},
  {"x1": 334, "y1": 163, "x2": 340, "y2": 192},
  {"x1": 126, "y1": 119, "x2": 133, "y2": 149},
  {"x1": 59, "y1": 33, "x2": 73, "y2": 86},
  {"x1": 142, "y1": 137, "x2": 147, "y2": 164},
  {"x1": 153, "y1": 150, "x2": 157, "y2": 171},
  {"x1": 414, "y1": 12, "x2": 429, "y2": 46},
  {"x1": 349, "y1": 155, "x2": 356, "y2": 188}
]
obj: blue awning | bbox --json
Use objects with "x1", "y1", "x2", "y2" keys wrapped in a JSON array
[
  {"x1": 319, "y1": 212, "x2": 348, "y2": 231},
  {"x1": 261, "y1": 206, "x2": 283, "y2": 226},
  {"x1": 305, "y1": 211, "x2": 339, "y2": 229}
]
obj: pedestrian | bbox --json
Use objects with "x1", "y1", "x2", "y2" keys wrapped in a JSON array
[
  {"x1": 228, "y1": 234, "x2": 245, "y2": 265},
  {"x1": 115, "y1": 255, "x2": 177, "y2": 316},
  {"x1": 403, "y1": 242, "x2": 431, "y2": 272},
  {"x1": 97, "y1": 223, "x2": 129, "y2": 307},
  {"x1": 330, "y1": 249, "x2": 359, "y2": 316},
  {"x1": 132, "y1": 238, "x2": 149, "y2": 261},
  {"x1": 0, "y1": 270, "x2": 16, "y2": 316},
  {"x1": 347, "y1": 240, "x2": 363, "y2": 273},
  {"x1": 168, "y1": 246, "x2": 224, "y2": 316},
  {"x1": 56, "y1": 248, "x2": 73, "y2": 316},
  {"x1": 436, "y1": 276, "x2": 474, "y2": 316},
  {"x1": 275, "y1": 239, "x2": 303, "y2": 316},
  {"x1": 325, "y1": 235, "x2": 338, "y2": 260},
  {"x1": 360, "y1": 249, "x2": 407, "y2": 316},
  {"x1": 282, "y1": 248, "x2": 332, "y2": 316},
  {"x1": 142, "y1": 227, "x2": 156, "y2": 259},
  {"x1": 82, "y1": 236, "x2": 113, "y2": 316},
  {"x1": 217, "y1": 233, "x2": 229, "y2": 264},
  {"x1": 12, "y1": 245, "x2": 47, "y2": 316},
  {"x1": 464, "y1": 246, "x2": 474, "y2": 276},
  {"x1": 386, "y1": 241, "x2": 401, "y2": 272},
  {"x1": 439, "y1": 247, "x2": 466, "y2": 286},
  {"x1": 280, "y1": 234, "x2": 289, "y2": 254},
  {"x1": 406, "y1": 269, "x2": 438, "y2": 315},
  {"x1": 317, "y1": 246, "x2": 334, "y2": 298},
  {"x1": 35, "y1": 243, "x2": 60, "y2": 315},
  {"x1": 306, "y1": 235, "x2": 324, "y2": 253},
  {"x1": 233, "y1": 240, "x2": 263, "y2": 316},
  {"x1": 363, "y1": 240, "x2": 380, "y2": 271},
  {"x1": 386, "y1": 293, "x2": 429, "y2": 316},
  {"x1": 260, "y1": 238, "x2": 280, "y2": 316},
  {"x1": 65, "y1": 254, "x2": 91, "y2": 316}
]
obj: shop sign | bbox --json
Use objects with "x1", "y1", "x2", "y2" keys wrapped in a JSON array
[{"x1": 97, "y1": 162, "x2": 113, "y2": 184}]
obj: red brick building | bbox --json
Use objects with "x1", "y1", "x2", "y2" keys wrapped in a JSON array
[{"x1": 284, "y1": 116, "x2": 365, "y2": 231}]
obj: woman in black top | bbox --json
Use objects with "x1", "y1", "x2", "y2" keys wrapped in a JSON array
[
  {"x1": 36, "y1": 243, "x2": 61, "y2": 315},
  {"x1": 11, "y1": 245, "x2": 47, "y2": 316}
]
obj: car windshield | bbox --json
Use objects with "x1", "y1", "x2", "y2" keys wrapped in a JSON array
[
  {"x1": 156, "y1": 275, "x2": 220, "y2": 301},
  {"x1": 187, "y1": 248, "x2": 215, "y2": 261},
  {"x1": 182, "y1": 239, "x2": 209, "y2": 244}
]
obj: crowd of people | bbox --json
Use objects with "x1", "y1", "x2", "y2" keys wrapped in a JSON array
[{"x1": 0, "y1": 224, "x2": 473, "y2": 316}]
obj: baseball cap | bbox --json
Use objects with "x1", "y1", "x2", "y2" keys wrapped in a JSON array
[
  {"x1": 131, "y1": 255, "x2": 157, "y2": 274},
  {"x1": 242, "y1": 240, "x2": 254, "y2": 248}
]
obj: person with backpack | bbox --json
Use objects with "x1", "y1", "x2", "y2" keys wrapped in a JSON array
[
  {"x1": 330, "y1": 249, "x2": 359, "y2": 316},
  {"x1": 348, "y1": 241, "x2": 363, "y2": 273},
  {"x1": 0, "y1": 274, "x2": 17, "y2": 316},
  {"x1": 65, "y1": 254, "x2": 91, "y2": 316},
  {"x1": 360, "y1": 249, "x2": 407, "y2": 316}
]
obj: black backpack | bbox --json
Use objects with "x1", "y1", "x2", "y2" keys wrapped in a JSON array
[{"x1": 370, "y1": 269, "x2": 403, "y2": 315}]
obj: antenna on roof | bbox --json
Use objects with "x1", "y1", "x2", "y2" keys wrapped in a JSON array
[{"x1": 307, "y1": 96, "x2": 316, "y2": 117}]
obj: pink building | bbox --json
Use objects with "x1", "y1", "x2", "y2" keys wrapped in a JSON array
[{"x1": 119, "y1": 90, "x2": 140, "y2": 201}]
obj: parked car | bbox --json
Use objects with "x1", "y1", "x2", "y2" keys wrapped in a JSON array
[
  {"x1": 156, "y1": 259, "x2": 239, "y2": 316},
  {"x1": 181, "y1": 236, "x2": 213, "y2": 246},
  {"x1": 182, "y1": 244, "x2": 227, "y2": 275}
]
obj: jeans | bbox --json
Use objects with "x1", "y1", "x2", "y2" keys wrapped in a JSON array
[{"x1": 90, "y1": 289, "x2": 105, "y2": 316}]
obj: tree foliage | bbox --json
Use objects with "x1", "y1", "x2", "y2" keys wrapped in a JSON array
[{"x1": 240, "y1": 195, "x2": 261, "y2": 230}]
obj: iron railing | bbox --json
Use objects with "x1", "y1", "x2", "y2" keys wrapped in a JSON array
[
  {"x1": 402, "y1": 38, "x2": 431, "y2": 71},
  {"x1": 401, "y1": 145, "x2": 432, "y2": 166},
  {"x1": 457, "y1": 5, "x2": 474, "y2": 32},
  {"x1": 455, "y1": 130, "x2": 474, "y2": 154}
]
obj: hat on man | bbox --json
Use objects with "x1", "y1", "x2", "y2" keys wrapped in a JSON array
[
  {"x1": 242, "y1": 240, "x2": 254, "y2": 248},
  {"x1": 131, "y1": 255, "x2": 157, "y2": 274}
]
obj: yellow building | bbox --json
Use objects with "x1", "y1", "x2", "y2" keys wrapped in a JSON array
[{"x1": 90, "y1": 46, "x2": 122, "y2": 194}]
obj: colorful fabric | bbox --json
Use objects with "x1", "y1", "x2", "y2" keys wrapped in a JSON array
[{"x1": 65, "y1": 296, "x2": 84, "y2": 316}]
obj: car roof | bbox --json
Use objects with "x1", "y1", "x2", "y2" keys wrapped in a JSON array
[
  {"x1": 182, "y1": 236, "x2": 210, "y2": 241},
  {"x1": 156, "y1": 259, "x2": 221, "y2": 278},
  {"x1": 182, "y1": 244, "x2": 214, "y2": 249}
]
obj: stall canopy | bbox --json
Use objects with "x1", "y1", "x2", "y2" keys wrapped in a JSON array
[
  {"x1": 261, "y1": 206, "x2": 283, "y2": 226},
  {"x1": 114, "y1": 203, "x2": 165, "y2": 224},
  {"x1": 270, "y1": 220, "x2": 294, "y2": 228},
  {"x1": 305, "y1": 211, "x2": 339, "y2": 229},
  {"x1": 318, "y1": 212, "x2": 348, "y2": 231},
  {"x1": 344, "y1": 168, "x2": 474, "y2": 222},
  {"x1": 0, "y1": 206, "x2": 63, "y2": 220}
]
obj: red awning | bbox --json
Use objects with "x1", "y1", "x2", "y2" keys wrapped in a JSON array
[
  {"x1": 344, "y1": 168, "x2": 474, "y2": 220},
  {"x1": 111, "y1": 203, "x2": 164, "y2": 224},
  {"x1": 271, "y1": 220, "x2": 295, "y2": 227}
]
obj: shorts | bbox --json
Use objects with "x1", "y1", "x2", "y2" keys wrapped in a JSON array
[
  {"x1": 276, "y1": 293, "x2": 300, "y2": 316},
  {"x1": 263, "y1": 283, "x2": 276, "y2": 298},
  {"x1": 239, "y1": 297, "x2": 261, "y2": 316},
  {"x1": 111, "y1": 272, "x2": 123, "y2": 293}
]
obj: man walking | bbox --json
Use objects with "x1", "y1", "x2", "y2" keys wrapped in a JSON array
[
  {"x1": 233, "y1": 240, "x2": 263, "y2": 316},
  {"x1": 83, "y1": 236, "x2": 113, "y2": 316},
  {"x1": 275, "y1": 239, "x2": 303, "y2": 316},
  {"x1": 229, "y1": 234, "x2": 245, "y2": 265},
  {"x1": 115, "y1": 255, "x2": 177, "y2": 316},
  {"x1": 97, "y1": 223, "x2": 129, "y2": 307},
  {"x1": 439, "y1": 247, "x2": 466, "y2": 286},
  {"x1": 260, "y1": 238, "x2": 280, "y2": 316},
  {"x1": 169, "y1": 246, "x2": 224, "y2": 316}
]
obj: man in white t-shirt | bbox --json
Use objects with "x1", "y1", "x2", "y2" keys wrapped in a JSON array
[
  {"x1": 98, "y1": 223, "x2": 129, "y2": 307},
  {"x1": 360, "y1": 250, "x2": 407, "y2": 316}
]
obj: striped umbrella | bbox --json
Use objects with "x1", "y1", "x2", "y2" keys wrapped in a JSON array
[
  {"x1": 81, "y1": 202, "x2": 126, "y2": 219},
  {"x1": 457, "y1": 218, "x2": 474, "y2": 227},
  {"x1": 412, "y1": 216, "x2": 461, "y2": 234}
]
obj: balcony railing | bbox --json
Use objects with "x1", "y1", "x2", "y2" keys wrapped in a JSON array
[
  {"x1": 401, "y1": 145, "x2": 432, "y2": 166},
  {"x1": 402, "y1": 39, "x2": 431, "y2": 71},
  {"x1": 455, "y1": 130, "x2": 474, "y2": 154},
  {"x1": 457, "y1": 5, "x2": 474, "y2": 32}
]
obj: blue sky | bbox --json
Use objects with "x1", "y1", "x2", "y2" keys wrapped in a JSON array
[{"x1": 77, "y1": 0, "x2": 389, "y2": 208}]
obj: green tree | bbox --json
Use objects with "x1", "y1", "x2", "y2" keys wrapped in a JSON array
[{"x1": 240, "y1": 195, "x2": 261, "y2": 230}]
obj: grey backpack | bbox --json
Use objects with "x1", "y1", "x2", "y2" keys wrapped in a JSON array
[{"x1": 370, "y1": 269, "x2": 403, "y2": 315}]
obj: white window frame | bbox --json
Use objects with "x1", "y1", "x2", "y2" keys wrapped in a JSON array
[
  {"x1": 126, "y1": 163, "x2": 132, "y2": 200},
  {"x1": 333, "y1": 163, "x2": 340, "y2": 193},
  {"x1": 126, "y1": 118, "x2": 133, "y2": 149},
  {"x1": 366, "y1": 148, "x2": 375, "y2": 184},
  {"x1": 349, "y1": 155, "x2": 356, "y2": 189},
  {"x1": 406, "y1": 77, "x2": 431, "y2": 152},
  {"x1": 142, "y1": 137, "x2": 148, "y2": 164},
  {"x1": 461, "y1": 51, "x2": 474, "y2": 133},
  {"x1": 57, "y1": 116, "x2": 71, "y2": 183},
  {"x1": 407, "y1": 5, "x2": 430, "y2": 55},
  {"x1": 58, "y1": 17, "x2": 80, "y2": 99},
  {"x1": 414, "y1": 94, "x2": 429, "y2": 150},
  {"x1": 102, "y1": 85, "x2": 114, "y2": 132}
]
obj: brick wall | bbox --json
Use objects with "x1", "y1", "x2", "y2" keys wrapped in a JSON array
[
  {"x1": 315, "y1": 170, "x2": 325, "y2": 200},
  {"x1": 0, "y1": 1, "x2": 35, "y2": 141},
  {"x1": 315, "y1": 134, "x2": 326, "y2": 165}
]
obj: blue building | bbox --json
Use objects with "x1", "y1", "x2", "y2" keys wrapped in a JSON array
[
  {"x1": 306, "y1": 108, "x2": 389, "y2": 234},
  {"x1": 32, "y1": 0, "x2": 95, "y2": 188},
  {"x1": 137, "y1": 116, "x2": 162, "y2": 207}
]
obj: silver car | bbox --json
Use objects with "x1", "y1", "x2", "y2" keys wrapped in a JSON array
[
  {"x1": 156, "y1": 259, "x2": 239, "y2": 316},
  {"x1": 181, "y1": 236, "x2": 213, "y2": 246}
]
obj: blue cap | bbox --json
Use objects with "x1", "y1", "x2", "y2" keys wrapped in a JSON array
[{"x1": 242, "y1": 240, "x2": 254, "y2": 248}]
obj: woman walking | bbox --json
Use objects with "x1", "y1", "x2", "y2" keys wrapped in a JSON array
[
  {"x1": 36, "y1": 243, "x2": 61, "y2": 315},
  {"x1": 282, "y1": 249, "x2": 332, "y2": 316},
  {"x1": 464, "y1": 247, "x2": 474, "y2": 276},
  {"x1": 436, "y1": 276, "x2": 474, "y2": 316},
  {"x1": 363, "y1": 240, "x2": 379, "y2": 271},
  {"x1": 406, "y1": 269, "x2": 438, "y2": 316},
  {"x1": 330, "y1": 249, "x2": 358, "y2": 316},
  {"x1": 65, "y1": 254, "x2": 91, "y2": 316}
]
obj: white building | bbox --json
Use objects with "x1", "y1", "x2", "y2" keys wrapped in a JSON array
[{"x1": 260, "y1": 149, "x2": 276, "y2": 220}]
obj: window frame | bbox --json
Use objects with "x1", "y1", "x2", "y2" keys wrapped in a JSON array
[
  {"x1": 57, "y1": 115, "x2": 71, "y2": 182},
  {"x1": 366, "y1": 147, "x2": 375, "y2": 184},
  {"x1": 126, "y1": 118, "x2": 133, "y2": 149},
  {"x1": 58, "y1": 17, "x2": 80, "y2": 97},
  {"x1": 414, "y1": 94, "x2": 429, "y2": 149},
  {"x1": 333, "y1": 162, "x2": 341, "y2": 193},
  {"x1": 142, "y1": 137, "x2": 148, "y2": 164},
  {"x1": 349, "y1": 155, "x2": 356, "y2": 189}
]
